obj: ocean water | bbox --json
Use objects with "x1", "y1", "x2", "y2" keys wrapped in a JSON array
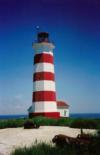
[
  {"x1": 0, "y1": 114, "x2": 28, "y2": 120},
  {"x1": 70, "y1": 113, "x2": 100, "y2": 119},
  {"x1": 0, "y1": 113, "x2": 100, "y2": 119}
]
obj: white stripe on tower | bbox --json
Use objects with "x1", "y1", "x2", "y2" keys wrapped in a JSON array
[
  {"x1": 34, "y1": 101, "x2": 58, "y2": 112},
  {"x1": 34, "y1": 51, "x2": 53, "y2": 56},
  {"x1": 33, "y1": 80, "x2": 56, "y2": 92},
  {"x1": 34, "y1": 63, "x2": 54, "y2": 73}
]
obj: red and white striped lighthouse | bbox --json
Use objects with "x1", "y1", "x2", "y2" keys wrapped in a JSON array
[{"x1": 29, "y1": 32, "x2": 60, "y2": 118}]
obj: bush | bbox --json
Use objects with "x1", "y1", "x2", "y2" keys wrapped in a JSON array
[
  {"x1": 56, "y1": 118, "x2": 73, "y2": 126},
  {"x1": 24, "y1": 120, "x2": 40, "y2": 129},
  {"x1": 0, "y1": 117, "x2": 71, "y2": 129},
  {"x1": 97, "y1": 130, "x2": 100, "y2": 137},
  {"x1": 0, "y1": 117, "x2": 100, "y2": 129},
  {"x1": 32, "y1": 116, "x2": 58, "y2": 126},
  {"x1": 32, "y1": 116, "x2": 72, "y2": 126},
  {"x1": 70, "y1": 119, "x2": 98, "y2": 129},
  {"x1": 0, "y1": 119, "x2": 25, "y2": 129}
]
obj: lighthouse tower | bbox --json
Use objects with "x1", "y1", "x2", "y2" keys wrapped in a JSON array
[{"x1": 29, "y1": 32, "x2": 60, "y2": 118}]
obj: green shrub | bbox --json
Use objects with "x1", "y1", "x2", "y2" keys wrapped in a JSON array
[
  {"x1": 70, "y1": 119, "x2": 99, "y2": 129},
  {"x1": 56, "y1": 118, "x2": 73, "y2": 126},
  {"x1": 0, "y1": 119, "x2": 25, "y2": 129},
  {"x1": 24, "y1": 119, "x2": 40, "y2": 129},
  {"x1": 32, "y1": 116, "x2": 58, "y2": 126},
  {"x1": 0, "y1": 117, "x2": 100, "y2": 129},
  {"x1": 32, "y1": 116, "x2": 73, "y2": 126},
  {"x1": 97, "y1": 130, "x2": 100, "y2": 137}
]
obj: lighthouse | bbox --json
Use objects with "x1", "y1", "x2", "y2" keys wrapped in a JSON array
[{"x1": 28, "y1": 32, "x2": 60, "y2": 118}]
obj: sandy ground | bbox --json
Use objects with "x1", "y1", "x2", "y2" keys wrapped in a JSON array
[{"x1": 0, "y1": 126, "x2": 96, "y2": 155}]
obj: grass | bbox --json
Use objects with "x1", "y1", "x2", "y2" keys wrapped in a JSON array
[
  {"x1": 0, "y1": 119, "x2": 25, "y2": 128},
  {"x1": 10, "y1": 142, "x2": 85, "y2": 155},
  {"x1": 31, "y1": 116, "x2": 73, "y2": 126},
  {"x1": 0, "y1": 117, "x2": 100, "y2": 129},
  {"x1": 70, "y1": 118, "x2": 100, "y2": 129},
  {"x1": 11, "y1": 138, "x2": 100, "y2": 155}
]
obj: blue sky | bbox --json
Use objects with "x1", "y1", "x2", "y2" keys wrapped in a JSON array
[{"x1": 0, "y1": 0, "x2": 100, "y2": 114}]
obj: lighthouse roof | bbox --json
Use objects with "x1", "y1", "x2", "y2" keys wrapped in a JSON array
[{"x1": 57, "y1": 101, "x2": 69, "y2": 108}]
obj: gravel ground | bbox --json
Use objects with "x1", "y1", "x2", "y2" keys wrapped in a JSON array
[{"x1": 0, "y1": 126, "x2": 96, "y2": 155}]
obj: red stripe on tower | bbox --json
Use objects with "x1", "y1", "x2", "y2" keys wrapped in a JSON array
[
  {"x1": 33, "y1": 72, "x2": 55, "y2": 81},
  {"x1": 29, "y1": 112, "x2": 60, "y2": 118},
  {"x1": 34, "y1": 53, "x2": 54, "y2": 64},
  {"x1": 32, "y1": 91, "x2": 56, "y2": 102}
]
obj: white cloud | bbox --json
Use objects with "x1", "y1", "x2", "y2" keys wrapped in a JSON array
[{"x1": 14, "y1": 94, "x2": 23, "y2": 100}]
